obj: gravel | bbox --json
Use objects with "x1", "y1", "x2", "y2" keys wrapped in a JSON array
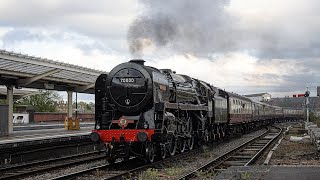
[
  {"x1": 214, "y1": 122, "x2": 320, "y2": 180},
  {"x1": 139, "y1": 128, "x2": 268, "y2": 179},
  {"x1": 215, "y1": 166, "x2": 270, "y2": 180},
  {"x1": 22, "y1": 159, "x2": 108, "y2": 180},
  {"x1": 270, "y1": 123, "x2": 320, "y2": 166}
]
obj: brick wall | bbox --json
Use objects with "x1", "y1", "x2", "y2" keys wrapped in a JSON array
[{"x1": 34, "y1": 112, "x2": 94, "y2": 122}]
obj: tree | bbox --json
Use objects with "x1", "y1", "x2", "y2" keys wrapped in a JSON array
[
  {"x1": 16, "y1": 90, "x2": 62, "y2": 112},
  {"x1": 310, "y1": 112, "x2": 320, "y2": 127},
  {"x1": 72, "y1": 101, "x2": 94, "y2": 113},
  {"x1": 0, "y1": 99, "x2": 6, "y2": 105}
]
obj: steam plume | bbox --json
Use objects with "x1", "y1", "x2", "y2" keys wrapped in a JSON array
[{"x1": 127, "y1": 0, "x2": 232, "y2": 56}]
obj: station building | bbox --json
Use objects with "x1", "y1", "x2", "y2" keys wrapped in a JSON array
[{"x1": 244, "y1": 92, "x2": 272, "y2": 102}]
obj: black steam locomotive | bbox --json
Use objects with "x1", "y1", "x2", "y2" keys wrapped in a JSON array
[{"x1": 90, "y1": 60, "x2": 303, "y2": 163}]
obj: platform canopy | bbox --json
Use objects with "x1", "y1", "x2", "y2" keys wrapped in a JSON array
[{"x1": 0, "y1": 49, "x2": 108, "y2": 94}]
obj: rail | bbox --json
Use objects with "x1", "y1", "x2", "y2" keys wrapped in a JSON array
[
  {"x1": 0, "y1": 151, "x2": 104, "y2": 180},
  {"x1": 177, "y1": 126, "x2": 282, "y2": 179}
]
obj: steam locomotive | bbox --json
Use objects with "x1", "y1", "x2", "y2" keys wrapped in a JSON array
[{"x1": 90, "y1": 60, "x2": 303, "y2": 163}]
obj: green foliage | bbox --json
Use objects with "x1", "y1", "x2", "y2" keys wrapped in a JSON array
[
  {"x1": 200, "y1": 146, "x2": 213, "y2": 158},
  {"x1": 16, "y1": 90, "x2": 62, "y2": 112},
  {"x1": 138, "y1": 168, "x2": 159, "y2": 180},
  {"x1": 95, "y1": 169, "x2": 103, "y2": 177},
  {"x1": 163, "y1": 167, "x2": 185, "y2": 177},
  {"x1": 195, "y1": 170, "x2": 216, "y2": 179},
  {"x1": 72, "y1": 101, "x2": 94, "y2": 113},
  {"x1": 309, "y1": 112, "x2": 320, "y2": 127},
  {"x1": 0, "y1": 99, "x2": 6, "y2": 105},
  {"x1": 239, "y1": 171, "x2": 251, "y2": 180},
  {"x1": 86, "y1": 103, "x2": 91, "y2": 110}
]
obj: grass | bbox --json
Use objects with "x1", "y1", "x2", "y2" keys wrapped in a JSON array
[
  {"x1": 195, "y1": 170, "x2": 216, "y2": 179},
  {"x1": 138, "y1": 168, "x2": 159, "y2": 180},
  {"x1": 239, "y1": 171, "x2": 252, "y2": 180},
  {"x1": 310, "y1": 112, "x2": 320, "y2": 127},
  {"x1": 200, "y1": 146, "x2": 214, "y2": 158},
  {"x1": 163, "y1": 166, "x2": 186, "y2": 177},
  {"x1": 95, "y1": 169, "x2": 103, "y2": 177}
]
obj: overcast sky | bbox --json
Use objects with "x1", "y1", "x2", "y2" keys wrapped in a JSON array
[{"x1": 0, "y1": 0, "x2": 319, "y2": 102}]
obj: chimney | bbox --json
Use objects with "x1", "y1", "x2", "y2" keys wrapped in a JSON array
[{"x1": 129, "y1": 59, "x2": 145, "y2": 65}]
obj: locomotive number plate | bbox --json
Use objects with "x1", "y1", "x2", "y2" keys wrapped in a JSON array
[{"x1": 119, "y1": 78, "x2": 136, "y2": 83}]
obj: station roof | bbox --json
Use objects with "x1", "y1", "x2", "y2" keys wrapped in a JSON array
[{"x1": 0, "y1": 49, "x2": 108, "y2": 94}]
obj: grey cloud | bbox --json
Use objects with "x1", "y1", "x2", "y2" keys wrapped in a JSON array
[
  {"x1": 1, "y1": 29, "x2": 43, "y2": 46},
  {"x1": 1, "y1": 28, "x2": 125, "y2": 54},
  {"x1": 0, "y1": 0, "x2": 138, "y2": 44},
  {"x1": 240, "y1": 59, "x2": 320, "y2": 96}
]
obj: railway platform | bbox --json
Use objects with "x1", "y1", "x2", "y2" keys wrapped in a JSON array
[
  {"x1": 0, "y1": 127, "x2": 92, "y2": 149},
  {"x1": 13, "y1": 122, "x2": 94, "y2": 131},
  {"x1": 0, "y1": 127, "x2": 101, "y2": 166},
  {"x1": 216, "y1": 165, "x2": 320, "y2": 180}
]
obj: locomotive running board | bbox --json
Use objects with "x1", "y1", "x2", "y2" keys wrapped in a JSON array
[{"x1": 164, "y1": 102, "x2": 208, "y2": 111}]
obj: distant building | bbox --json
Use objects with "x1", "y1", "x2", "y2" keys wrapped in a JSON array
[
  {"x1": 267, "y1": 96, "x2": 320, "y2": 115},
  {"x1": 244, "y1": 93, "x2": 271, "y2": 102}
]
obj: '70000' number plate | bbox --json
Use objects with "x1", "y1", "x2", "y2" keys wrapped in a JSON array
[{"x1": 119, "y1": 78, "x2": 135, "y2": 83}]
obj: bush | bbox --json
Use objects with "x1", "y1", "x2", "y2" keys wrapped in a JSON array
[
  {"x1": 309, "y1": 112, "x2": 320, "y2": 127},
  {"x1": 138, "y1": 168, "x2": 159, "y2": 180}
]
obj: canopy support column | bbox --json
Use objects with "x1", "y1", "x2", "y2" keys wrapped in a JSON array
[
  {"x1": 67, "y1": 91, "x2": 73, "y2": 118},
  {"x1": 6, "y1": 85, "x2": 13, "y2": 134}
]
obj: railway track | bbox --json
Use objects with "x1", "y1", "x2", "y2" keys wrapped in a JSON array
[
  {"x1": 177, "y1": 126, "x2": 283, "y2": 179},
  {"x1": 8, "y1": 126, "x2": 280, "y2": 180},
  {"x1": 0, "y1": 151, "x2": 105, "y2": 180},
  {"x1": 51, "y1": 148, "x2": 203, "y2": 180},
  {"x1": 46, "y1": 127, "x2": 277, "y2": 179},
  {"x1": 50, "y1": 127, "x2": 271, "y2": 180}
]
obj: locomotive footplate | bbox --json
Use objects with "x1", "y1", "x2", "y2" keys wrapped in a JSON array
[{"x1": 92, "y1": 129, "x2": 155, "y2": 142}]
